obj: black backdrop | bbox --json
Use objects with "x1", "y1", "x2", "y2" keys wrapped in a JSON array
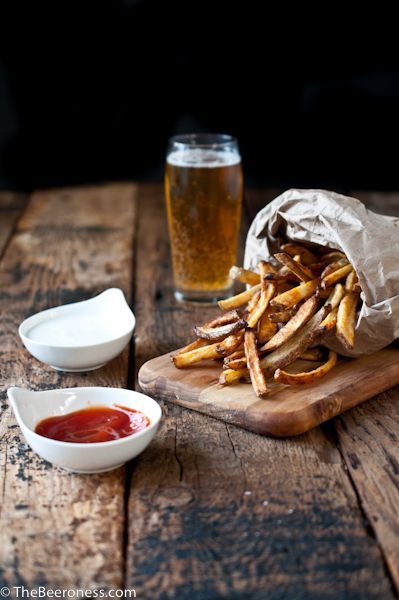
[{"x1": 1, "y1": 2, "x2": 399, "y2": 191}]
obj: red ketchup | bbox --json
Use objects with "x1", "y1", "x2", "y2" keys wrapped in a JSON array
[{"x1": 35, "y1": 405, "x2": 150, "y2": 443}]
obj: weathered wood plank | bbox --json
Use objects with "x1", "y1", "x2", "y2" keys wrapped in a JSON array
[
  {"x1": 0, "y1": 183, "x2": 138, "y2": 589},
  {"x1": 336, "y1": 388, "x2": 399, "y2": 592},
  {"x1": 126, "y1": 184, "x2": 394, "y2": 598},
  {"x1": 0, "y1": 192, "x2": 27, "y2": 257},
  {"x1": 334, "y1": 191, "x2": 399, "y2": 593}
]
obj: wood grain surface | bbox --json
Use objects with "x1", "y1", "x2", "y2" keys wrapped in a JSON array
[
  {"x1": 0, "y1": 183, "x2": 398, "y2": 598},
  {"x1": 0, "y1": 184, "x2": 137, "y2": 589},
  {"x1": 0, "y1": 192, "x2": 27, "y2": 257},
  {"x1": 138, "y1": 347, "x2": 399, "y2": 437}
]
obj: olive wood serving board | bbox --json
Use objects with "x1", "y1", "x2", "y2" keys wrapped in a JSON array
[{"x1": 138, "y1": 346, "x2": 399, "y2": 437}]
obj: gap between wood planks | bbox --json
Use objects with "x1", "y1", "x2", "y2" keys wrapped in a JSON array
[{"x1": 326, "y1": 418, "x2": 399, "y2": 594}]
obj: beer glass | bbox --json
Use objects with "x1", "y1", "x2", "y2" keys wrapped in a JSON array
[{"x1": 165, "y1": 133, "x2": 243, "y2": 302}]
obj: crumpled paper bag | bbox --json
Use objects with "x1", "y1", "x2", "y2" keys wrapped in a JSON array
[{"x1": 244, "y1": 188, "x2": 399, "y2": 356}]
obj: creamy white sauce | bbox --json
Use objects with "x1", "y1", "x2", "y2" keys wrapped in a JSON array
[{"x1": 27, "y1": 314, "x2": 119, "y2": 346}]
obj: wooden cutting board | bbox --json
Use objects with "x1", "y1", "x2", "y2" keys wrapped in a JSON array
[{"x1": 138, "y1": 346, "x2": 399, "y2": 437}]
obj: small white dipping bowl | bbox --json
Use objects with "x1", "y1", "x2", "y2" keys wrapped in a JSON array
[
  {"x1": 7, "y1": 386, "x2": 162, "y2": 473},
  {"x1": 18, "y1": 288, "x2": 135, "y2": 372}
]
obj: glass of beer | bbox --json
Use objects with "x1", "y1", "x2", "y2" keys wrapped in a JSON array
[{"x1": 165, "y1": 133, "x2": 243, "y2": 302}]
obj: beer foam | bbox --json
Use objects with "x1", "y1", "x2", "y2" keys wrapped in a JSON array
[{"x1": 167, "y1": 148, "x2": 241, "y2": 168}]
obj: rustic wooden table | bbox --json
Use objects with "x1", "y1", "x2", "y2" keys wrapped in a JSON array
[{"x1": 0, "y1": 184, "x2": 398, "y2": 599}]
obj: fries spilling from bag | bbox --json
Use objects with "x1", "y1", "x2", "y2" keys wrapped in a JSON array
[{"x1": 171, "y1": 243, "x2": 361, "y2": 398}]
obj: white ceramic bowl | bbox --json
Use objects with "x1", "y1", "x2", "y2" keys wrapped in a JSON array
[
  {"x1": 7, "y1": 386, "x2": 162, "y2": 473},
  {"x1": 18, "y1": 288, "x2": 135, "y2": 372}
]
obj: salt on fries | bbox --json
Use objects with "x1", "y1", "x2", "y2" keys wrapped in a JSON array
[{"x1": 171, "y1": 244, "x2": 361, "y2": 397}]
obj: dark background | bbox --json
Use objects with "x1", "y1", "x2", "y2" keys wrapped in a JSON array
[{"x1": 1, "y1": 2, "x2": 399, "y2": 191}]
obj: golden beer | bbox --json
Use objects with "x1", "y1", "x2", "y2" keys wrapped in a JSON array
[{"x1": 165, "y1": 135, "x2": 243, "y2": 302}]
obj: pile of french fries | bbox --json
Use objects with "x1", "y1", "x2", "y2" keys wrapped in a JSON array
[{"x1": 172, "y1": 243, "x2": 361, "y2": 398}]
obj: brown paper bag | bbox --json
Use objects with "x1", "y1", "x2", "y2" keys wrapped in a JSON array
[{"x1": 244, "y1": 189, "x2": 399, "y2": 356}]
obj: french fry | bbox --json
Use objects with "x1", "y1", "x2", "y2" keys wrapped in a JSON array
[
  {"x1": 225, "y1": 354, "x2": 249, "y2": 370},
  {"x1": 173, "y1": 331, "x2": 244, "y2": 368},
  {"x1": 244, "y1": 329, "x2": 268, "y2": 398},
  {"x1": 194, "y1": 318, "x2": 247, "y2": 342},
  {"x1": 264, "y1": 272, "x2": 293, "y2": 282},
  {"x1": 245, "y1": 290, "x2": 261, "y2": 313},
  {"x1": 261, "y1": 296, "x2": 318, "y2": 352},
  {"x1": 259, "y1": 260, "x2": 278, "y2": 274},
  {"x1": 270, "y1": 278, "x2": 320, "y2": 309},
  {"x1": 174, "y1": 310, "x2": 243, "y2": 356},
  {"x1": 320, "y1": 258, "x2": 349, "y2": 281},
  {"x1": 260, "y1": 305, "x2": 330, "y2": 376},
  {"x1": 224, "y1": 347, "x2": 244, "y2": 362},
  {"x1": 306, "y1": 260, "x2": 332, "y2": 272},
  {"x1": 336, "y1": 292, "x2": 359, "y2": 350},
  {"x1": 321, "y1": 264, "x2": 353, "y2": 289},
  {"x1": 245, "y1": 261, "x2": 277, "y2": 328},
  {"x1": 204, "y1": 310, "x2": 243, "y2": 328},
  {"x1": 319, "y1": 306, "x2": 339, "y2": 332},
  {"x1": 219, "y1": 367, "x2": 250, "y2": 385},
  {"x1": 172, "y1": 338, "x2": 208, "y2": 356},
  {"x1": 172, "y1": 343, "x2": 220, "y2": 367},
  {"x1": 209, "y1": 330, "x2": 245, "y2": 356},
  {"x1": 229, "y1": 266, "x2": 260, "y2": 286},
  {"x1": 274, "y1": 351, "x2": 337, "y2": 385},
  {"x1": 226, "y1": 345, "x2": 325, "y2": 372},
  {"x1": 325, "y1": 283, "x2": 345, "y2": 309},
  {"x1": 223, "y1": 347, "x2": 244, "y2": 369},
  {"x1": 218, "y1": 284, "x2": 261, "y2": 311},
  {"x1": 274, "y1": 252, "x2": 313, "y2": 282},
  {"x1": 268, "y1": 308, "x2": 296, "y2": 323},
  {"x1": 277, "y1": 266, "x2": 301, "y2": 281},
  {"x1": 345, "y1": 269, "x2": 358, "y2": 292},
  {"x1": 247, "y1": 283, "x2": 276, "y2": 328},
  {"x1": 280, "y1": 243, "x2": 317, "y2": 265},
  {"x1": 258, "y1": 309, "x2": 278, "y2": 344},
  {"x1": 321, "y1": 250, "x2": 347, "y2": 261}
]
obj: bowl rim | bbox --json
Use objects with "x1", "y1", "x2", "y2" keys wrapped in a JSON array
[
  {"x1": 9, "y1": 386, "x2": 162, "y2": 449},
  {"x1": 18, "y1": 288, "x2": 135, "y2": 351}
]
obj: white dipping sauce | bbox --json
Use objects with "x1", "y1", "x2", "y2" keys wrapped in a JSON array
[{"x1": 27, "y1": 314, "x2": 118, "y2": 346}]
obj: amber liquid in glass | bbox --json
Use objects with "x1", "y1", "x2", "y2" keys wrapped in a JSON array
[{"x1": 165, "y1": 149, "x2": 243, "y2": 300}]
